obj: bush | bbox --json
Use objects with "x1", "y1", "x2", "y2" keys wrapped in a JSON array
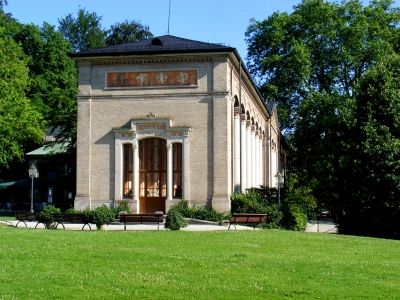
[
  {"x1": 64, "y1": 208, "x2": 79, "y2": 215},
  {"x1": 165, "y1": 208, "x2": 187, "y2": 230},
  {"x1": 37, "y1": 205, "x2": 61, "y2": 226},
  {"x1": 173, "y1": 200, "x2": 229, "y2": 223},
  {"x1": 280, "y1": 205, "x2": 308, "y2": 231},
  {"x1": 231, "y1": 190, "x2": 282, "y2": 228},
  {"x1": 112, "y1": 201, "x2": 131, "y2": 217},
  {"x1": 92, "y1": 205, "x2": 115, "y2": 228}
]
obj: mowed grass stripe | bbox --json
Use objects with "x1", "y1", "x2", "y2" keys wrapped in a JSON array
[{"x1": 0, "y1": 225, "x2": 399, "y2": 299}]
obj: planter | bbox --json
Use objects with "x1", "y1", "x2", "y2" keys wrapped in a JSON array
[{"x1": 96, "y1": 224, "x2": 109, "y2": 230}]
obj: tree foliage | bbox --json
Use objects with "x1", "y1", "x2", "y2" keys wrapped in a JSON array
[
  {"x1": 246, "y1": 0, "x2": 400, "y2": 237},
  {"x1": 105, "y1": 20, "x2": 153, "y2": 46},
  {"x1": 14, "y1": 23, "x2": 78, "y2": 143},
  {"x1": 58, "y1": 8, "x2": 106, "y2": 52},
  {"x1": 0, "y1": 27, "x2": 43, "y2": 166}
]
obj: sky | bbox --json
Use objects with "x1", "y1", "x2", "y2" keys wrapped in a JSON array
[
  {"x1": 5, "y1": 0, "x2": 400, "y2": 61},
  {"x1": 5, "y1": 0, "x2": 301, "y2": 60}
]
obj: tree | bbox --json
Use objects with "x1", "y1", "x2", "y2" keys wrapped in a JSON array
[
  {"x1": 336, "y1": 57, "x2": 400, "y2": 237},
  {"x1": 14, "y1": 23, "x2": 78, "y2": 143},
  {"x1": 246, "y1": 0, "x2": 399, "y2": 130},
  {"x1": 105, "y1": 20, "x2": 153, "y2": 46},
  {"x1": 246, "y1": 0, "x2": 400, "y2": 237},
  {"x1": 58, "y1": 8, "x2": 106, "y2": 52},
  {"x1": 0, "y1": 27, "x2": 43, "y2": 167}
]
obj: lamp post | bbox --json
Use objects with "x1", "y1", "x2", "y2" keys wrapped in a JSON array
[
  {"x1": 28, "y1": 161, "x2": 39, "y2": 213},
  {"x1": 275, "y1": 172, "x2": 284, "y2": 207}
]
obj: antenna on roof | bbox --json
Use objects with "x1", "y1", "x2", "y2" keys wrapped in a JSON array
[{"x1": 167, "y1": 0, "x2": 171, "y2": 34}]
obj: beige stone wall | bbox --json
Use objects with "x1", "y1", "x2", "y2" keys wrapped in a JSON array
[
  {"x1": 74, "y1": 53, "x2": 281, "y2": 212},
  {"x1": 75, "y1": 55, "x2": 233, "y2": 211}
]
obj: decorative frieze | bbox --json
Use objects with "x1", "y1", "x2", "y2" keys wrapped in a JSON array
[{"x1": 106, "y1": 70, "x2": 198, "y2": 89}]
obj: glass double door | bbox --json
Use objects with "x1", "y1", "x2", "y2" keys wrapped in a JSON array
[{"x1": 139, "y1": 138, "x2": 167, "y2": 213}]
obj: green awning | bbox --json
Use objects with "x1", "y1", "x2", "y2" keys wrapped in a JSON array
[
  {"x1": 26, "y1": 142, "x2": 69, "y2": 156},
  {"x1": 0, "y1": 180, "x2": 18, "y2": 190}
]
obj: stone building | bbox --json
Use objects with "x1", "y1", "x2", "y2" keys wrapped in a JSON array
[{"x1": 71, "y1": 35, "x2": 284, "y2": 213}]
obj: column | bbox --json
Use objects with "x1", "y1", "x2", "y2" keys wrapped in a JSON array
[
  {"x1": 255, "y1": 131, "x2": 260, "y2": 187},
  {"x1": 260, "y1": 133, "x2": 264, "y2": 187},
  {"x1": 167, "y1": 142, "x2": 173, "y2": 201},
  {"x1": 251, "y1": 125, "x2": 256, "y2": 188},
  {"x1": 246, "y1": 121, "x2": 252, "y2": 189},
  {"x1": 114, "y1": 138, "x2": 122, "y2": 202},
  {"x1": 233, "y1": 109, "x2": 241, "y2": 192},
  {"x1": 132, "y1": 141, "x2": 139, "y2": 213},
  {"x1": 183, "y1": 134, "x2": 190, "y2": 200},
  {"x1": 240, "y1": 114, "x2": 247, "y2": 192}
]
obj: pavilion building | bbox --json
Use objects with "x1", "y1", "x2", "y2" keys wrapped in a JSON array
[{"x1": 71, "y1": 35, "x2": 284, "y2": 213}]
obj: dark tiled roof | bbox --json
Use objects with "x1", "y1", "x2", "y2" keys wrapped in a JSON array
[{"x1": 71, "y1": 35, "x2": 235, "y2": 57}]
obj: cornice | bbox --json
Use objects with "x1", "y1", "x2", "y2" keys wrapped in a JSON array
[
  {"x1": 76, "y1": 55, "x2": 215, "y2": 66},
  {"x1": 77, "y1": 91, "x2": 228, "y2": 102}
]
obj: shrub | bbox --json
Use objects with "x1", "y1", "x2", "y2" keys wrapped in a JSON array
[
  {"x1": 37, "y1": 205, "x2": 61, "y2": 226},
  {"x1": 112, "y1": 201, "x2": 131, "y2": 217},
  {"x1": 280, "y1": 204, "x2": 308, "y2": 231},
  {"x1": 165, "y1": 208, "x2": 187, "y2": 230},
  {"x1": 92, "y1": 205, "x2": 115, "y2": 229},
  {"x1": 231, "y1": 190, "x2": 282, "y2": 228},
  {"x1": 173, "y1": 200, "x2": 229, "y2": 223},
  {"x1": 65, "y1": 208, "x2": 79, "y2": 215}
]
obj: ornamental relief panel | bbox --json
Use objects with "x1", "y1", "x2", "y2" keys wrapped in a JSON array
[{"x1": 106, "y1": 70, "x2": 197, "y2": 88}]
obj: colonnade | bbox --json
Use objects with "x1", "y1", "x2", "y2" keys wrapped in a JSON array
[{"x1": 233, "y1": 107, "x2": 266, "y2": 192}]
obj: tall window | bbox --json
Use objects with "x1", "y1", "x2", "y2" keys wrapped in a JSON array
[
  {"x1": 123, "y1": 144, "x2": 133, "y2": 198},
  {"x1": 173, "y1": 143, "x2": 182, "y2": 198}
]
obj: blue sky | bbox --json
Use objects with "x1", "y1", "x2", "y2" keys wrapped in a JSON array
[{"x1": 5, "y1": 0, "x2": 399, "y2": 61}]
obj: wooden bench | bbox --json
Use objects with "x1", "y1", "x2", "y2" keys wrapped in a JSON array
[
  {"x1": 228, "y1": 213, "x2": 268, "y2": 230},
  {"x1": 119, "y1": 213, "x2": 164, "y2": 230},
  {"x1": 14, "y1": 212, "x2": 45, "y2": 229},
  {"x1": 53, "y1": 214, "x2": 93, "y2": 230}
]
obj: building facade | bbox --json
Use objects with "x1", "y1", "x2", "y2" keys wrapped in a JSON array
[{"x1": 72, "y1": 35, "x2": 284, "y2": 213}]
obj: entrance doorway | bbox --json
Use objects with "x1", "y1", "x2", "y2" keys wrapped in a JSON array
[{"x1": 139, "y1": 138, "x2": 167, "y2": 213}]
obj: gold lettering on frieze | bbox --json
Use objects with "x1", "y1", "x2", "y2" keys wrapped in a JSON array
[{"x1": 106, "y1": 70, "x2": 197, "y2": 88}]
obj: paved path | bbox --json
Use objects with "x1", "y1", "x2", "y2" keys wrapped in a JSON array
[
  {"x1": 306, "y1": 219, "x2": 337, "y2": 233},
  {"x1": 1, "y1": 220, "x2": 254, "y2": 231},
  {"x1": 2, "y1": 219, "x2": 338, "y2": 232}
]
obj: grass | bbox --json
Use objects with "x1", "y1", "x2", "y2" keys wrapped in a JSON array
[{"x1": 0, "y1": 224, "x2": 399, "y2": 299}]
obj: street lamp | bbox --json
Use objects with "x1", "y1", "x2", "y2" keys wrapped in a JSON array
[
  {"x1": 28, "y1": 161, "x2": 39, "y2": 213},
  {"x1": 275, "y1": 172, "x2": 284, "y2": 207}
]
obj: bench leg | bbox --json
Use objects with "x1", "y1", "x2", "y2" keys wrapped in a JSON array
[
  {"x1": 56, "y1": 223, "x2": 65, "y2": 230},
  {"x1": 35, "y1": 222, "x2": 46, "y2": 229},
  {"x1": 82, "y1": 223, "x2": 92, "y2": 230},
  {"x1": 228, "y1": 223, "x2": 237, "y2": 230},
  {"x1": 16, "y1": 221, "x2": 27, "y2": 228}
]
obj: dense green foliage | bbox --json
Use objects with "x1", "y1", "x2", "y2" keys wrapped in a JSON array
[
  {"x1": 246, "y1": 0, "x2": 400, "y2": 238},
  {"x1": 172, "y1": 200, "x2": 229, "y2": 223},
  {"x1": 91, "y1": 205, "x2": 115, "y2": 228},
  {"x1": 37, "y1": 205, "x2": 61, "y2": 226},
  {"x1": 0, "y1": 26, "x2": 44, "y2": 166},
  {"x1": 58, "y1": 8, "x2": 106, "y2": 52},
  {"x1": 105, "y1": 20, "x2": 153, "y2": 46},
  {"x1": 14, "y1": 23, "x2": 78, "y2": 143},
  {"x1": 58, "y1": 8, "x2": 153, "y2": 51},
  {"x1": 165, "y1": 208, "x2": 187, "y2": 230},
  {"x1": 231, "y1": 185, "x2": 315, "y2": 230},
  {"x1": 0, "y1": 225, "x2": 399, "y2": 299}
]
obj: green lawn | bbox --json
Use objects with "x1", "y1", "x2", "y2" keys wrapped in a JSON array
[{"x1": 0, "y1": 224, "x2": 399, "y2": 299}]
